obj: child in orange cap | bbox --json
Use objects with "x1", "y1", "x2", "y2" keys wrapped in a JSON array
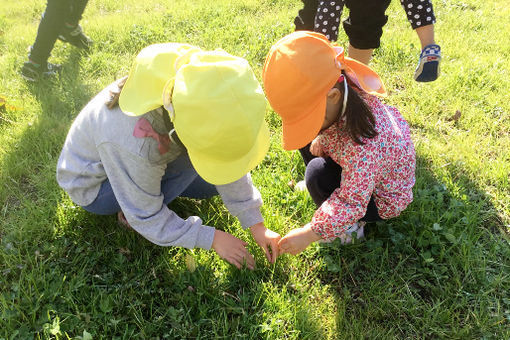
[{"x1": 262, "y1": 31, "x2": 416, "y2": 254}]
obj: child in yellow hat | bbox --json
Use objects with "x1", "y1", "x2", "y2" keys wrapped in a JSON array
[
  {"x1": 262, "y1": 32, "x2": 416, "y2": 254},
  {"x1": 57, "y1": 43, "x2": 280, "y2": 269}
]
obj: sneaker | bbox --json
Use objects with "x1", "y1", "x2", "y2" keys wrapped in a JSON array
[
  {"x1": 58, "y1": 24, "x2": 93, "y2": 50},
  {"x1": 414, "y1": 44, "x2": 441, "y2": 82},
  {"x1": 319, "y1": 221, "x2": 365, "y2": 244},
  {"x1": 21, "y1": 61, "x2": 62, "y2": 82},
  {"x1": 294, "y1": 180, "x2": 307, "y2": 192}
]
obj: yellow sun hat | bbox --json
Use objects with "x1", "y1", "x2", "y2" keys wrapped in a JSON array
[
  {"x1": 119, "y1": 43, "x2": 202, "y2": 116},
  {"x1": 119, "y1": 44, "x2": 269, "y2": 185}
]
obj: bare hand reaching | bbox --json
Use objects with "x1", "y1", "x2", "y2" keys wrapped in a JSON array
[
  {"x1": 249, "y1": 222, "x2": 281, "y2": 264},
  {"x1": 278, "y1": 224, "x2": 321, "y2": 255},
  {"x1": 211, "y1": 230, "x2": 255, "y2": 270}
]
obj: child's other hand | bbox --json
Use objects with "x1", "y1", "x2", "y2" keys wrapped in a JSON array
[
  {"x1": 249, "y1": 222, "x2": 281, "y2": 264},
  {"x1": 212, "y1": 230, "x2": 255, "y2": 270},
  {"x1": 278, "y1": 224, "x2": 321, "y2": 255},
  {"x1": 309, "y1": 136, "x2": 325, "y2": 157}
]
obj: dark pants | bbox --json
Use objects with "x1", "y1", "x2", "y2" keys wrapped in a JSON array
[
  {"x1": 29, "y1": 0, "x2": 89, "y2": 65},
  {"x1": 295, "y1": 0, "x2": 434, "y2": 46},
  {"x1": 294, "y1": 0, "x2": 391, "y2": 48},
  {"x1": 300, "y1": 145, "x2": 382, "y2": 222}
]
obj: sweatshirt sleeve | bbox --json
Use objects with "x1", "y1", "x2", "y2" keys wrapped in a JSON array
[
  {"x1": 97, "y1": 142, "x2": 216, "y2": 249},
  {"x1": 310, "y1": 145, "x2": 377, "y2": 239},
  {"x1": 215, "y1": 173, "x2": 264, "y2": 229}
]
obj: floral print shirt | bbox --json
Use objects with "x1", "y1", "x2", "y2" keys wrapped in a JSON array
[{"x1": 310, "y1": 93, "x2": 416, "y2": 239}]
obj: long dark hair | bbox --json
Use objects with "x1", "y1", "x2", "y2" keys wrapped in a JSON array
[{"x1": 337, "y1": 79, "x2": 378, "y2": 145}]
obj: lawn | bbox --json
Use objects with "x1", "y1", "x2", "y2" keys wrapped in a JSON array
[{"x1": 0, "y1": 0, "x2": 509, "y2": 338}]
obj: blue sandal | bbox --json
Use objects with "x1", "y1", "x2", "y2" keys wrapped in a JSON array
[{"x1": 414, "y1": 44, "x2": 441, "y2": 82}]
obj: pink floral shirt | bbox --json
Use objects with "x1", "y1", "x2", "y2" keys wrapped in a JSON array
[{"x1": 310, "y1": 93, "x2": 416, "y2": 239}]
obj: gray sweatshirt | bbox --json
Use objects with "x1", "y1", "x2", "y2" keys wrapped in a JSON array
[{"x1": 57, "y1": 81, "x2": 264, "y2": 250}]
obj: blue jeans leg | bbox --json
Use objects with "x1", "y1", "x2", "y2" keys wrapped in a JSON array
[{"x1": 82, "y1": 152, "x2": 218, "y2": 215}]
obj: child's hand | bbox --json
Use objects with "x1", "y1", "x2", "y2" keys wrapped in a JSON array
[
  {"x1": 309, "y1": 136, "x2": 325, "y2": 157},
  {"x1": 249, "y1": 222, "x2": 281, "y2": 264},
  {"x1": 278, "y1": 224, "x2": 321, "y2": 255},
  {"x1": 212, "y1": 230, "x2": 255, "y2": 270}
]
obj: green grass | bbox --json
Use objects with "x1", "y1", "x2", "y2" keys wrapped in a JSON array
[{"x1": 1, "y1": 0, "x2": 509, "y2": 338}]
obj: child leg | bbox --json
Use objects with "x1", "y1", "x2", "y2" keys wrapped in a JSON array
[
  {"x1": 400, "y1": 0, "x2": 441, "y2": 81},
  {"x1": 314, "y1": 0, "x2": 344, "y2": 42},
  {"x1": 415, "y1": 24, "x2": 435, "y2": 49},
  {"x1": 160, "y1": 152, "x2": 218, "y2": 204},
  {"x1": 82, "y1": 153, "x2": 217, "y2": 215},
  {"x1": 304, "y1": 156, "x2": 382, "y2": 221}
]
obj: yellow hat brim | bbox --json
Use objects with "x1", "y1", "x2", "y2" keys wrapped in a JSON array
[
  {"x1": 186, "y1": 120, "x2": 270, "y2": 185},
  {"x1": 119, "y1": 43, "x2": 201, "y2": 116}
]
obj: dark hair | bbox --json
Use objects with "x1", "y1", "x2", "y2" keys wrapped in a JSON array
[{"x1": 337, "y1": 79, "x2": 378, "y2": 145}]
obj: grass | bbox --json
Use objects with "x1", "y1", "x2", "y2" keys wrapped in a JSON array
[{"x1": 0, "y1": 0, "x2": 509, "y2": 338}]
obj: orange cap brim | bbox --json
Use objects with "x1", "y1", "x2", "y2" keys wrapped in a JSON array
[
  {"x1": 281, "y1": 96, "x2": 326, "y2": 150},
  {"x1": 339, "y1": 56, "x2": 387, "y2": 97}
]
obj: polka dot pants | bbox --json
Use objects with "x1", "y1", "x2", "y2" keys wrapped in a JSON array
[
  {"x1": 310, "y1": 0, "x2": 436, "y2": 43},
  {"x1": 401, "y1": 0, "x2": 436, "y2": 30}
]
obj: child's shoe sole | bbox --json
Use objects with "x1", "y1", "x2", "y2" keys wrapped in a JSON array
[{"x1": 414, "y1": 44, "x2": 441, "y2": 82}]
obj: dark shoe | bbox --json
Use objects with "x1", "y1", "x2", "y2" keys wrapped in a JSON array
[
  {"x1": 414, "y1": 44, "x2": 441, "y2": 82},
  {"x1": 58, "y1": 24, "x2": 93, "y2": 50},
  {"x1": 21, "y1": 61, "x2": 61, "y2": 82}
]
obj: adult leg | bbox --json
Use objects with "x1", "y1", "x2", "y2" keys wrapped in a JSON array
[
  {"x1": 68, "y1": 0, "x2": 89, "y2": 26},
  {"x1": 343, "y1": 0, "x2": 391, "y2": 65},
  {"x1": 29, "y1": 0, "x2": 70, "y2": 66},
  {"x1": 295, "y1": 0, "x2": 319, "y2": 31},
  {"x1": 58, "y1": 0, "x2": 92, "y2": 50}
]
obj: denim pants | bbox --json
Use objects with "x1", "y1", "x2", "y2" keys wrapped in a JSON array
[
  {"x1": 29, "y1": 0, "x2": 89, "y2": 65},
  {"x1": 299, "y1": 145, "x2": 382, "y2": 222},
  {"x1": 82, "y1": 152, "x2": 218, "y2": 215}
]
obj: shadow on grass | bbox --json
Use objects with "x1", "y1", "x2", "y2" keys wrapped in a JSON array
[{"x1": 312, "y1": 155, "x2": 510, "y2": 338}]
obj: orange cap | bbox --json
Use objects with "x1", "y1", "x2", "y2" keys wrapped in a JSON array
[{"x1": 262, "y1": 31, "x2": 386, "y2": 150}]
